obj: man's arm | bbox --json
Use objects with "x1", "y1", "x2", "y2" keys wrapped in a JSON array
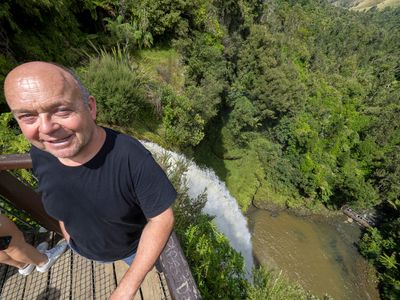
[
  {"x1": 59, "y1": 220, "x2": 70, "y2": 242},
  {"x1": 109, "y1": 207, "x2": 174, "y2": 300}
]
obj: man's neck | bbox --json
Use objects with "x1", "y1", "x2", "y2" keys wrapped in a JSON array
[{"x1": 57, "y1": 126, "x2": 106, "y2": 167}]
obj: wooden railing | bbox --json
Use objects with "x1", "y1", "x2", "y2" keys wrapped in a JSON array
[{"x1": 0, "y1": 153, "x2": 201, "y2": 300}]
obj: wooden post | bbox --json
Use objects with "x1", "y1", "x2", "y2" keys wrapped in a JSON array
[{"x1": 159, "y1": 232, "x2": 202, "y2": 300}]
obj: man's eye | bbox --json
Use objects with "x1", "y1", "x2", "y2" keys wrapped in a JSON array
[
  {"x1": 18, "y1": 114, "x2": 37, "y2": 123},
  {"x1": 54, "y1": 108, "x2": 71, "y2": 116}
]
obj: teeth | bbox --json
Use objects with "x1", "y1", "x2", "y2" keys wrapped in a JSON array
[{"x1": 48, "y1": 136, "x2": 70, "y2": 143}]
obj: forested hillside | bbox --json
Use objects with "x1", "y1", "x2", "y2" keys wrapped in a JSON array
[
  {"x1": 330, "y1": 0, "x2": 400, "y2": 10},
  {"x1": 1, "y1": 0, "x2": 399, "y2": 298},
  {"x1": 214, "y1": 2, "x2": 400, "y2": 297}
]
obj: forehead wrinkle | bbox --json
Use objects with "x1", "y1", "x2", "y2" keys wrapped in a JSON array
[{"x1": 12, "y1": 99, "x2": 68, "y2": 114}]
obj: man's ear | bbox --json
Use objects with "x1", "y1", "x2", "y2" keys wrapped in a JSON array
[{"x1": 87, "y1": 96, "x2": 97, "y2": 120}]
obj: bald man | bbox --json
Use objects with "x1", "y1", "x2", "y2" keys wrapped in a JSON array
[{"x1": 4, "y1": 62, "x2": 176, "y2": 299}]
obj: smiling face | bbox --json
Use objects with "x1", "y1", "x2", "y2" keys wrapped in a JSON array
[{"x1": 4, "y1": 62, "x2": 101, "y2": 164}]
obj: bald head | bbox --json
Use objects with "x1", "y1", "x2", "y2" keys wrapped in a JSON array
[
  {"x1": 4, "y1": 61, "x2": 88, "y2": 107},
  {"x1": 3, "y1": 61, "x2": 103, "y2": 164}
]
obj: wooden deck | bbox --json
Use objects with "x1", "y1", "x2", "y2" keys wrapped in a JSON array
[{"x1": 0, "y1": 233, "x2": 171, "y2": 300}]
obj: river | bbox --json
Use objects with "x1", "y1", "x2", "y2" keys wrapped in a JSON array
[{"x1": 247, "y1": 206, "x2": 380, "y2": 299}]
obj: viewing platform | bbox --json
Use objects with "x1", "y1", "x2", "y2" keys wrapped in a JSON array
[
  {"x1": 0, "y1": 233, "x2": 170, "y2": 299},
  {"x1": 341, "y1": 205, "x2": 374, "y2": 228},
  {"x1": 0, "y1": 154, "x2": 200, "y2": 300}
]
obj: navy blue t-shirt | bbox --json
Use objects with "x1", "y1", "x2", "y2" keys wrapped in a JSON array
[{"x1": 30, "y1": 127, "x2": 176, "y2": 261}]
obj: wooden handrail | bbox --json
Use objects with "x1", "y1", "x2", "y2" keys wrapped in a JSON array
[
  {"x1": 0, "y1": 153, "x2": 201, "y2": 300},
  {"x1": 159, "y1": 232, "x2": 201, "y2": 299},
  {"x1": 0, "y1": 170, "x2": 61, "y2": 233},
  {"x1": 0, "y1": 154, "x2": 60, "y2": 233},
  {"x1": 0, "y1": 153, "x2": 32, "y2": 170}
]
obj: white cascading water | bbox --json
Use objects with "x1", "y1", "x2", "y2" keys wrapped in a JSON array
[{"x1": 142, "y1": 141, "x2": 254, "y2": 276}]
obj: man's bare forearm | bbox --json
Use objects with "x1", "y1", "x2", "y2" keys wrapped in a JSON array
[{"x1": 109, "y1": 207, "x2": 174, "y2": 300}]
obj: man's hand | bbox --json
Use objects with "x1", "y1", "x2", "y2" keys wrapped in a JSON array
[
  {"x1": 59, "y1": 220, "x2": 70, "y2": 242},
  {"x1": 109, "y1": 207, "x2": 174, "y2": 299},
  {"x1": 109, "y1": 287, "x2": 133, "y2": 300}
]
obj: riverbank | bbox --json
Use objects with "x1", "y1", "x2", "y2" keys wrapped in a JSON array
[
  {"x1": 247, "y1": 205, "x2": 380, "y2": 299},
  {"x1": 252, "y1": 195, "x2": 342, "y2": 218}
]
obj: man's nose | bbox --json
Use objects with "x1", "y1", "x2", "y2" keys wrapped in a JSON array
[{"x1": 38, "y1": 115, "x2": 59, "y2": 134}]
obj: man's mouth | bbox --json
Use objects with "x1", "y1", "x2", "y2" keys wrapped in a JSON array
[{"x1": 44, "y1": 135, "x2": 73, "y2": 144}]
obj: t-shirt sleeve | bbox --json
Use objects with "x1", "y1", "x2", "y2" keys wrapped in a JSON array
[{"x1": 131, "y1": 153, "x2": 177, "y2": 218}]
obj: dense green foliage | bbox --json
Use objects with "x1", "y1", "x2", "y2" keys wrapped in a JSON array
[
  {"x1": 1, "y1": 0, "x2": 399, "y2": 298},
  {"x1": 78, "y1": 47, "x2": 153, "y2": 126},
  {"x1": 219, "y1": 3, "x2": 400, "y2": 297},
  {"x1": 0, "y1": 113, "x2": 34, "y2": 185},
  {"x1": 0, "y1": 113, "x2": 29, "y2": 153}
]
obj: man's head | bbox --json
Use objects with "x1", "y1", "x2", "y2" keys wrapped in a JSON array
[{"x1": 4, "y1": 61, "x2": 99, "y2": 162}]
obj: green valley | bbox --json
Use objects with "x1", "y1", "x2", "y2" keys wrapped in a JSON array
[{"x1": 1, "y1": 0, "x2": 399, "y2": 298}]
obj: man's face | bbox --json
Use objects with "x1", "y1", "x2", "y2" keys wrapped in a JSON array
[{"x1": 4, "y1": 63, "x2": 97, "y2": 160}]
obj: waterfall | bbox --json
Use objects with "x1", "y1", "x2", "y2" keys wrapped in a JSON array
[{"x1": 142, "y1": 141, "x2": 254, "y2": 275}]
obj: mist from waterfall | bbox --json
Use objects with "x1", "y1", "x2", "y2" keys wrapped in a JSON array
[{"x1": 142, "y1": 141, "x2": 254, "y2": 275}]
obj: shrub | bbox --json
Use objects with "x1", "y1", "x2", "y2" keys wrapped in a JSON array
[
  {"x1": 248, "y1": 267, "x2": 320, "y2": 300},
  {"x1": 161, "y1": 86, "x2": 205, "y2": 147},
  {"x1": 78, "y1": 49, "x2": 153, "y2": 126},
  {"x1": 0, "y1": 112, "x2": 34, "y2": 185}
]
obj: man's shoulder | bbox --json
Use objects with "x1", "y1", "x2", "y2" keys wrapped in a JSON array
[
  {"x1": 104, "y1": 127, "x2": 150, "y2": 158},
  {"x1": 30, "y1": 145, "x2": 54, "y2": 160},
  {"x1": 29, "y1": 146, "x2": 60, "y2": 174}
]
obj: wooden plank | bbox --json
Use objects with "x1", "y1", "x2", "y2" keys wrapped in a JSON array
[
  {"x1": 23, "y1": 233, "x2": 51, "y2": 299},
  {"x1": 114, "y1": 260, "x2": 169, "y2": 300},
  {"x1": 114, "y1": 260, "x2": 129, "y2": 285},
  {"x1": 158, "y1": 269, "x2": 172, "y2": 300},
  {"x1": 93, "y1": 261, "x2": 116, "y2": 299},
  {"x1": 114, "y1": 260, "x2": 143, "y2": 300},
  {"x1": 0, "y1": 264, "x2": 10, "y2": 296},
  {"x1": 133, "y1": 288, "x2": 143, "y2": 300},
  {"x1": 46, "y1": 248, "x2": 72, "y2": 299},
  {"x1": 139, "y1": 267, "x2": 164, "y2": 300},
  {"x1": 23, "y1": 266, "x2": 50, "y2": 299},
  {"x1": 0, "y1": 265, "x2": 27, "y2": 299},
  {"x1": 71, "y1": 252, "x2": 94, "y2": 299}
]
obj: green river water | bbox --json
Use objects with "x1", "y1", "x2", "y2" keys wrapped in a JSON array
[{"x1": 247, "y1": 206, "x2": 380, "y2": 299}]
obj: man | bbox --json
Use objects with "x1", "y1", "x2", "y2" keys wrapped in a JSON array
[{"x1": 4, "y1": 61, "x2": 176, "y2": 299}]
